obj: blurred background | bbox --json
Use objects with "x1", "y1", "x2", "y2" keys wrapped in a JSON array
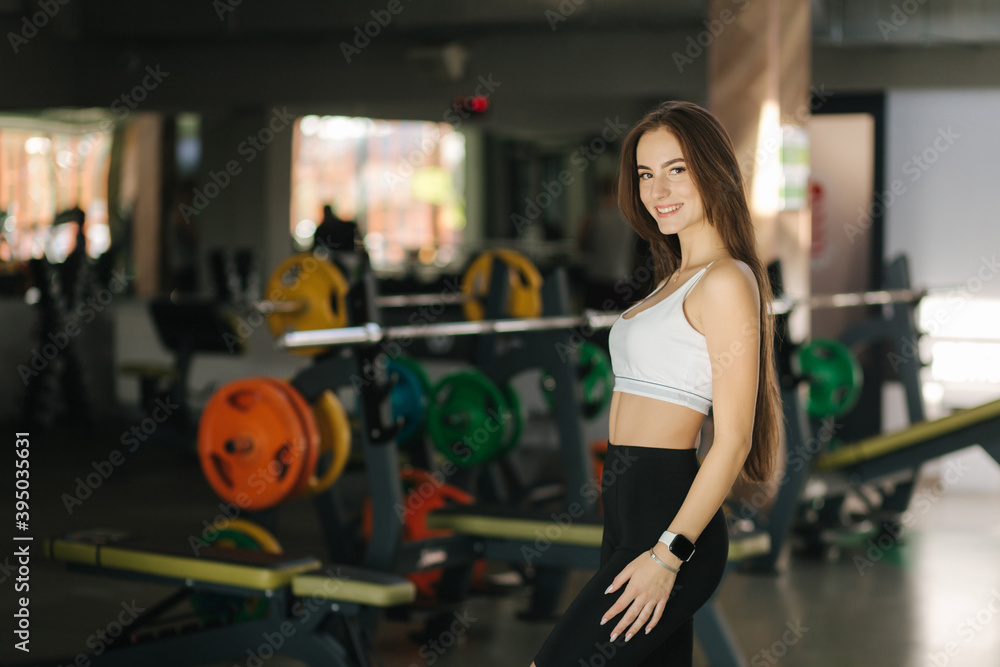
[{"x1": 1, "y1": 1, "x2": 1000, "y2": 665}]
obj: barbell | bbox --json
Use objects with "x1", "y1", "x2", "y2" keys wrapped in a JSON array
[
  {"x1": 772, "y1": 288, "x2": 927, "y2": 315},
  {"x1": 257, "y1": 249, "x2": 545, "y2": 355},
  {"x1": 277, "y1": 313, "x2": 614, "y2": 350}
]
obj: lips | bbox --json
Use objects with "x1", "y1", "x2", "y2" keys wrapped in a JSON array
[{"x1": 654, "y1": 203, "x2": 682, "y2": 217}]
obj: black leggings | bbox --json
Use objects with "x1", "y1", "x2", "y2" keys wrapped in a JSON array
[{"x1": 533, "y1": 443, "x2": 729, "y2": 667}]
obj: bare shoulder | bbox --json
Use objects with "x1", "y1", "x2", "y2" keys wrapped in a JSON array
[
  {"x1": 700, "y1": 258, "x2": 760, "y2": 309},
  {"x1": 687, "y1": 258, "x2": 760, "y2": 333}
]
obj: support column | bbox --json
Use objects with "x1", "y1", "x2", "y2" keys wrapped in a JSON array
[
  {"x1": 708, "y1": 0, "x2": 811, "y2": 341},
  {"x1": 709, "y1": 0, "x2": 812, "y2": 508}
]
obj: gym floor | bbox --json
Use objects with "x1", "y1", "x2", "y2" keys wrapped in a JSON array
[{"x1": 3, "y1": 418, "x2": 999, "y2": 667}]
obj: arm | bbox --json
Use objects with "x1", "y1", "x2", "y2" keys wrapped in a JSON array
[{"x1": 651, "y1": 259, "x2": 760, "y2": 568}]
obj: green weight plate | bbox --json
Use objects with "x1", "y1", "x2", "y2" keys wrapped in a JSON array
[
  {"x1": 427, "y1": 371, "x2": 510, "y2": 467},
  {"x1": 796, "y1": 338, "x2": 863, "y2": 418},
  {"x1": 540, "y1": 342, "x2": 614, "y2": 420},
  {"x1": 579, "y1": 342, "x2": 614, "y2": 419}
]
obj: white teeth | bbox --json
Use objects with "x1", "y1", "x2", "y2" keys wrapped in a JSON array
[{"x1": 656, "y1": 204, "x2": 682, "y2": 213}]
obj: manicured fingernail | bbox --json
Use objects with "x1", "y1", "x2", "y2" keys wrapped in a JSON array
[
  {"x1": 625, "y1": 633, "x2": 633, "y2": 642},
  {"x1": 610, "y1": 632, "x2": 618, "y2": 642},
  {"x1": 645, "y1": 627, "x2": 652, "y2": 635},
  {"x1": 604, "y1": 585, "x2": 613, "y2": 594}
]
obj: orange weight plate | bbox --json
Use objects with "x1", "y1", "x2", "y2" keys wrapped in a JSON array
[
  {"x1": 259, "y1": 378, "x2": 320, "y2": 499},
  {"x1": 198, "y1": 378, "x2": 311, "y2": 511}
]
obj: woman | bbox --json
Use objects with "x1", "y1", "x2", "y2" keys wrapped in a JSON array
[{"x1": 531, "y1": 101, "x2": 781, "y2": 666}]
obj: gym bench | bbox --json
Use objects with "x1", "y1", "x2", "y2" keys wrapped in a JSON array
[{"x1": 21, "y1": 531, "x2": 416, "y2": 667}]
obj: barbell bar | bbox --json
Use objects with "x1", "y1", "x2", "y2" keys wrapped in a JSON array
[
  {"x1": 772, "y1": 288, "x2": 928, "y2": 315},
  {"x1": 275, "y1": 286, "x2": 931, "y2": 351},
  {"x1": 278, "y1": 312, "x2": 615, "y2": 350}
]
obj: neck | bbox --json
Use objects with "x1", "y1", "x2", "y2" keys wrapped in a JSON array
[{"x1": 676, "y1": 223, "x2": 726, "y2": 270}]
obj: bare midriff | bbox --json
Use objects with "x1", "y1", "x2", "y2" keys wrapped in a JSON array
[{"x1": 608, "y1": 391, "x2": 705, "y2": 450}]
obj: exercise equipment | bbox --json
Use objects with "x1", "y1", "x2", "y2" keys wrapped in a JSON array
[
  {"x1": 772, "y1": 287, "x2": 928, "y2": 315},
  {"x1": 362, "y1": 468, "x2": 476, "y2": 598},
  {"x1": 387, "y1": 357, "x2": 431, "y2": 443},
  {"x1": 747, "y1": 256, "x2": 999, "y2": 570},
  {"x1": 31, "y1": 529, "x2": 415, "y2": 667},
  {"x1": 540, "y1": 341, "x2": 614, "y2": 420},
  {"x1": 121, "y1": 297, "x2": 247, "y2": 451},
  {"x1": 190, "y1": 519, "x2": 283, "y2": 623},
  {"x1": 461, "y1": 248, "x2": 544, "y2": 321},
  {"x1": 278, "y1": 311, "x2": 618, "y2": 350},
  {"x1": 304, "y1": 389, "x2": 352, "y2": 497},
  {"x1": 197, "y1": 377, "x2": 319, "y2": 511},
  {"x1": 265, "y1": 252, "x2": 350, "y2": 356},
  {"x1": 794, "y1": 338, "x2": 864, "y2": 418},
  {"x1": 426, "y1": 371, "x2": 519, "y2": 467}
]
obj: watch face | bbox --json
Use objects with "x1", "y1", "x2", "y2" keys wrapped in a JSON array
[{"x1": 669, "y1": 536, "x2": 696, "y2": 561}]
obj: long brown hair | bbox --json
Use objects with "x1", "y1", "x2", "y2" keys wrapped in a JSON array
[{"x1": 617, "y1": 100, "x2": 781, "y2": 484}]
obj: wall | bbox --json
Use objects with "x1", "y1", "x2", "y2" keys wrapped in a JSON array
[{"x1": 884, "y1": 89, "x2": 1000, "y2": 491}]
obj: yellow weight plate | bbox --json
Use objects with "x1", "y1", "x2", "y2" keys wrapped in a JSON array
[
  {"x1": 303, "y1": 390, "x2": 352, "y2": 497},
  {"x1": 266, "y1": 253, "x2": 349, "y2": 356},
  {"x1": 223, "y1": 519, "x2": 284, "y2": 554},
  {"x1": 461, "y1": 249, "x2": 543, "y2": 321}
]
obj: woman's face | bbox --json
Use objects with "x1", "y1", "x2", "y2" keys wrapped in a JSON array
[{"x1": 635, "y1": 127, "x2": 706, "y2": 236}]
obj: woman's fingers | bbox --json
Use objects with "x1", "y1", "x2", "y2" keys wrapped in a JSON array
[
  {"x1": 609, "y1": 587, "x2": 645, "y2": 639},
  {"x1": 625, "y1": 601, "x2": 655, "y2": 641},
  {"x1": 601, "y1": 586, "x2": 634, "y2": 626},
  {"x1": 645, "y1": 598, "x2": 667, "y2": 635},
  {"x1": 604, "y1": 565, "x2": 633, "y2": 594}
]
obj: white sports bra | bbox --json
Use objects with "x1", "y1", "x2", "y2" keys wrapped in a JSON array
[{"x1": 608, "y1": 263, "x2": 714, "y2": 414}]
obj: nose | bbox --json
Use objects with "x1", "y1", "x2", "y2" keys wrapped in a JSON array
[{"x1": 650, "y1": 173, "x2": 671, "y2": 199}]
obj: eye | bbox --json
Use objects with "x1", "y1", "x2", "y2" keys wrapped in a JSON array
[
  {"x1": 638, "y1": 172, "x2": 652, "y2": 180},
  {"x1": 669, "y1": 166, "x2": 686, "y2": 175}
]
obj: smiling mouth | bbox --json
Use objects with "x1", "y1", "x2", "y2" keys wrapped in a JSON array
[{"x1": 655, "y1": 204, "x2": 682, "y2": 215}]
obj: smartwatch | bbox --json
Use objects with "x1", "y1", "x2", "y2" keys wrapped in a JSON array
[{"x1": 658, "y1": 530, "x2": 696, "y2": 562}]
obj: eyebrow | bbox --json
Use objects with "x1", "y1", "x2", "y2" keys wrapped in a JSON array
[{"x1": 636, "y1": 158, "x2": 685, "y2": 170}]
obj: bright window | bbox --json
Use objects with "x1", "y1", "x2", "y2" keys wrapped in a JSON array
[
  {"x1": 290, "y1": 115, "x2": 465, "y2": 272},
  {"x1": 0, "y1": 116, "x2": 112, "y2": 263}
]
